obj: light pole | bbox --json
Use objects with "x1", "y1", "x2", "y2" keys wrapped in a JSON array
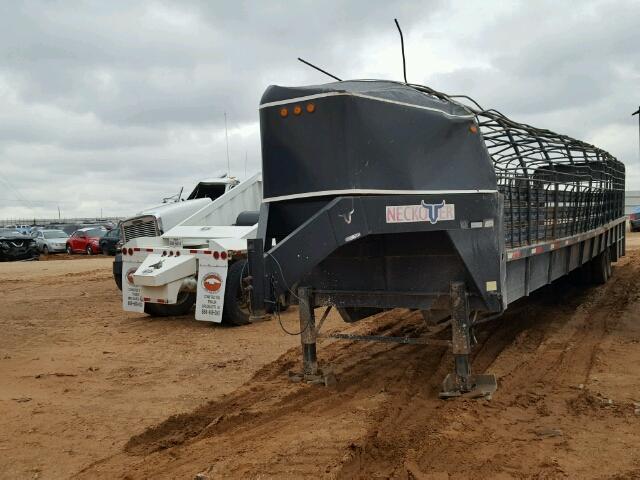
[{"x1": 633, "y1": 106, "x2": 639, "y2": 161}]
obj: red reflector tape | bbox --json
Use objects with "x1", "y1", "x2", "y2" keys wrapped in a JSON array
[
  {"x1": 143, "y1": 297, "x2": 151, "y2": 302},
  {"x1": 157, "y1": 299, "x2": 166, "y2": 304},
  {"x1": 146, "y1": 248, "x2": 154, "y2": 252},
  {"x1": 190, "y1": 249, "x2": 198, "y2": 254},
  {"x1": 133, "y1": 247, "x2": 141, "y2": 252},
  {"x1": 203, "y1": 250, "x2": 212, "y2": 255},
  {"x1": 508, "y1": 251, "x2": 521, "y2": 260}
]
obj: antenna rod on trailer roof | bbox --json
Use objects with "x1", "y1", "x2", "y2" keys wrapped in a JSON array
[
  {"x1": 297, "y1": 57, "x2": 342, "y2": 81},
  {"x1": 394, "y1": 18, "x2": 408, "y2": 84}
]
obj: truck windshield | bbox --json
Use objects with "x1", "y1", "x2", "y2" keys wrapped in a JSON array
[{"x1": 187, "y1": 183, "x2": 227, "y2": 201}]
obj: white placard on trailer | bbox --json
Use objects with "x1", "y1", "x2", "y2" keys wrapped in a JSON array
[
  {"x1": 122, "y1": 260, "x2": 144, "y2": 313},
  {"x1": 195, "y1": 258, "x2": 228, "y2": 323}
]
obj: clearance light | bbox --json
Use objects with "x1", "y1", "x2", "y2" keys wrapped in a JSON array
[
  {"x1": 122, "y1": 247, "x2": 127, "y2": 255},
  {"x1": 279, "y1": 107, "x2": 288, "y2": 118},
  {"x1": 469, "y1": 124, "x2": 478, "y2": 134},
  {"x1": 213, "y1": 251, "x2": 220, "y2": 259},
  {"x1": 293, "y1": 105, "x2": 302, "y2": 115},
  {"x1": 127, "y1": 248, "x2": 133, "y2": 256},
  {"x1": 306, "y1": 103, "x2": 316, "y2": 113},
  {"x1": 220, "y1": 251, "x2": 228, "y2": 260}
]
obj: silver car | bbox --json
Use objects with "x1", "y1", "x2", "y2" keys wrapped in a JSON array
[{"x1": 33, "y1": 229, "x2": 70, "y2": 254}]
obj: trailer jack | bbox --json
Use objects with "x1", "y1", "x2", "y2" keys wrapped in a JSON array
[
  {"x1": 439, "y1": 282, "x2": 497, "y2": 399},
  {"x1": 289, "y1": 284, "x2": 496, "y2": 397},
  {"x1": 288, "y1": 287, "x2": 337, "y2": 387}
]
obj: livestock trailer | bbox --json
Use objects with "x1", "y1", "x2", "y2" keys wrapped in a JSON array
[{"x1": 247, "y1": 80, "x2": 626, "y2": 397}]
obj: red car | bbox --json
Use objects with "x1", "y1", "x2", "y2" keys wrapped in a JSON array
[{"x1": 66, "y1": 227, "x2": 107, "y2": 255}]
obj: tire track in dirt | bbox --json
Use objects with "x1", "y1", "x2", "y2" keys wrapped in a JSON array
[
  {"x1": 332, "y1": 279, "x2": 593, "y2": 479},
  {"x1": 78, "y1": 310, "x2": 449, "y2": 478},
  {"x1": 77, "y1": 252, "x2": 640, "y2": 479},
  {"x1": 379, "y1": 253, "x2": 640, "y2": 479}
]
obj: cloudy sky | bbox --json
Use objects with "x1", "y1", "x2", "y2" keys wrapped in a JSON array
[{"x1": 0, "y1": 0, "x2": 638, "y2": 220}]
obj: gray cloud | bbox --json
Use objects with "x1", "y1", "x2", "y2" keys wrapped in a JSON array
[{"x1": 0, "y1": 0, "x2": 638, "y2": 219}]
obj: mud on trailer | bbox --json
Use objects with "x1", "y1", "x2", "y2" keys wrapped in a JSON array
[{"x1": 247, "y1": 80, "x2": 626, "y2": 397}]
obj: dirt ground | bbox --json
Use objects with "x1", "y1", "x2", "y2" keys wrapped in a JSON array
[{"x1": 1, "y1": 234, "x2": 639, "y2": 479}]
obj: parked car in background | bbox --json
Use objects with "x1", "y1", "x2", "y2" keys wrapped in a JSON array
[
  {"x1": 61, "y1": 224, "x2": 83, "y2": 235},
  {"x1": 15, "y1": 225, "x2": 31, "y2": 235},
  {"x1": 630, "y1": 207, "x2": 640, "y2": 232},
  {"x1": 0, "y1": 229, "x2": 39, "y2": 261},
  {"x1": 66, "y1": 227, "x2": 106, "y2": 255},
  {"x1": 28, "y1": 226, "x2": 45, "y2": 236},
  {"x1": 99, "y1": 227, "x2": 120, "y2": 255},
  {"x1": 33, "y1": 229, "x2": 70, "y2": 254}
]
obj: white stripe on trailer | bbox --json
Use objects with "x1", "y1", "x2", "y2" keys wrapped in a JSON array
[
  {"x1": 505, "y1": 217, "x2": 626, "y2": 262},
  {"x1": 259, "y1": 91, "x2": 475, "y2": 120},
  {"x1": 264, "y1": 189, "x2": 498, "y2": 203}
]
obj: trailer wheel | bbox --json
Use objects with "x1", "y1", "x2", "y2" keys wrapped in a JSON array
[
  {"x1": 591, "y1": 250, "x2": 611, "y2": 285},
  {"x1": 113, "y1": 254, "x2": 123, "y2": 291},
  {"x1": 222, "y1": 260, "x2": 251, "y2": 326},
  {"x1": 144, "y1": 292, "x2": 196, "y2": 317}
]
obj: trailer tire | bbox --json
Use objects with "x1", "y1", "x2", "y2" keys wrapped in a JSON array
[
  {"x1": 113, "y1": 254, "x2": 123, "y2": 291},
  {"x1": 591, "y1": 250, "x2": 611, "y2": 285},
  {"x1": 222, "y1": 260, "x2": 251, "y2": 326},
  {"x1": 144, "y1": 292, "x2": 196, "y2": 317}
]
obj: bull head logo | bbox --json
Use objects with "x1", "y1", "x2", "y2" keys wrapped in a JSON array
[{"x1": 420, "y1": 200, "x2": 446, "y2": 224}]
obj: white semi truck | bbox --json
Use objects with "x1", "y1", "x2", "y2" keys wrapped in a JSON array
[{"x1": 117, "y1": 173, "x2": 264, "y2": 326}]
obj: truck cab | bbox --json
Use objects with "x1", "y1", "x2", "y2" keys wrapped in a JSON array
[{"x1": 120, "y1": 177, "x2": 240, "y2": 245}]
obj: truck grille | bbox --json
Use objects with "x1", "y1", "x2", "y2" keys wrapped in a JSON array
[{"x1": 121, "y1": 215, "x2": 160, "y2": 243}]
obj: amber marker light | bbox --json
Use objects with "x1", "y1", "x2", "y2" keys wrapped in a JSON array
[
  {"x1": 293, "y1": 105, "x2": 302, "y2": 115},
  {"x1": 279, "y1": 107, "x2": 288, "y2": 118},
  {"x1": 306, "y1": 103, "x2": 316, "y2": 113},
  {"x1": 469, "y1": 124, "x2": 478, "y2": 134}
]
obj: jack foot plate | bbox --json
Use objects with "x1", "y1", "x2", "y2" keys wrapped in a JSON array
[
  {"x1": 440, "y1": 373, "x2": 497, "y2": 399},
  {"x1": 288, "y1": 368, "x2": 336, "y2": 387}
]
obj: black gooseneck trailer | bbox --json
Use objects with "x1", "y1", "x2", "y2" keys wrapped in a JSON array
[{"x1": 247, "y1": 80, "x2": 626, "y2": 397}]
